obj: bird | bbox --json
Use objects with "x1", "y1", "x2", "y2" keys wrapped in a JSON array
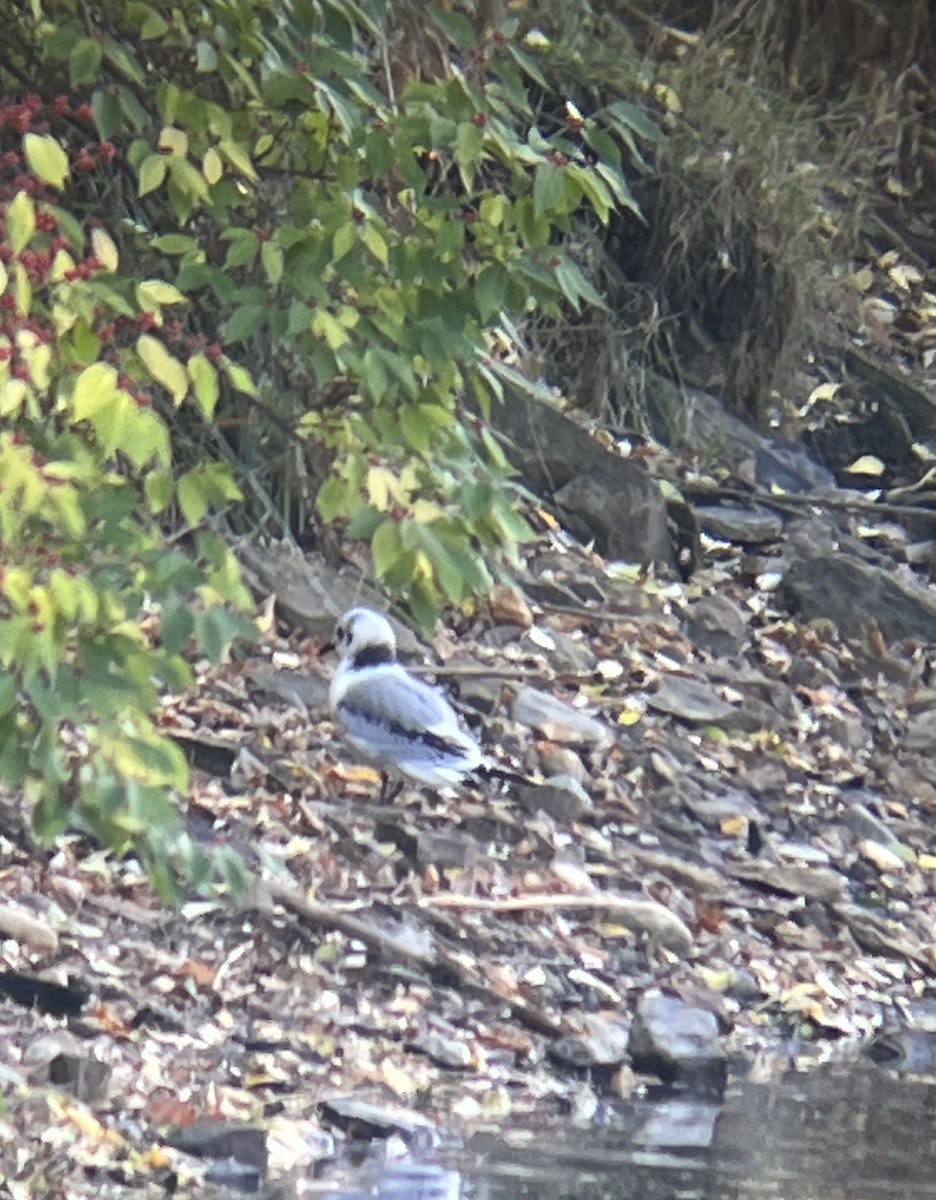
[{"x1": 327, "y1": 606, "x2": 485, "y2": 798}]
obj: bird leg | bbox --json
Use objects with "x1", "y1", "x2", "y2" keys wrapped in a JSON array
[{"x1": 379, "y1": 773, "x2": 404, "y2": 803}]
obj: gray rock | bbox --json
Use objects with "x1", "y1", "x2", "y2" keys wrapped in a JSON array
[
  {"x1": 414, "y1": 1032, "x2": 473, "y2": 1070},
  {"x1": 628, "y1": 992, "x2": 726, "y2": 1089},
  {"x1": 841, "y1": 800, "x2": 903, "y2": 850},
  {"x1": 516, "y1": 774, "x2": 592, "y2": 821},
  {"x1": 550, "y1": 1014, "x2": 631, "y2": 1069},
  {"x1": 684, "y1": 595, "x2": 749, "y2": 657},
  {"x1": 755, "y1": 443, "x2": 835, "y2": 494},
  {"x1": 684, "y1": 789, "x2": 758, "y2": 829},
  {"x1": 903, "y1": 709, "x2": 936, "y2": 752},
  {"x1": 416, "y1": 829, "x2": 482, "y2": 870},
  {"x1": 696, "y1": 506, "x2": 783, "y2": 545},
  {"x1": 490, "y1": 389, "x2": 675, "y2": 566},
  {"x1": 539, "y1": 630, "x2": 598, "y2": 676},
  {"x1": 510, "y1": 686, "x2": 611, "y2": 747},
  {"x1": 166, "y1": 1121, "x2": 268, "y2": 1173},
  {"x1": 537, "y1": 746, "x2": 588, "y2": 783},
  {"x1": 319, "y1": 1096, "x2": 437, "y2": 1149},
  {"x1": 648, "y1": 676, "x2": 736, "y2": 724},
  {"x1": 633, "y1": 1099, "x2": 721, "y2": 1148},
  {"x1": 783, "y1": 554, "x2": 936, "y2": 643}
]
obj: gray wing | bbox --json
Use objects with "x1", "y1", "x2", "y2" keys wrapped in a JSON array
[{"x1": 336, "y1": 666, "x2": 475, "y2": 763}]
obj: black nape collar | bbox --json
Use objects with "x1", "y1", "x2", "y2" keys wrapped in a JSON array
[{"x1": 351, "y1": 645, "x2": 396, "y2": 669}]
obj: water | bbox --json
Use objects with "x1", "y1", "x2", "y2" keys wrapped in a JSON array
[{"x1": 323, "y1": 1060, "x2": 936, "y2": 1200}]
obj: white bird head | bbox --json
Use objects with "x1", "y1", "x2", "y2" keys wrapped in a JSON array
[{"x1": 334, "y1": 607, "x2": 398, "y2": 667}]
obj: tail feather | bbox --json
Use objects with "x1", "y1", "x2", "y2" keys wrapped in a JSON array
[{"x1": 473, "y1": 762, "x2": 534, "y2": 787}]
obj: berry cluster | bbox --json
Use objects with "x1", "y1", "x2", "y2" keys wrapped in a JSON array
[{"x1": 0, "y1": 91, "x2": 118, "y2": 202}]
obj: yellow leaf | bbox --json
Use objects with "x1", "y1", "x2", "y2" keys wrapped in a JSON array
[
  {"x1": 367, "y1": 466, "x2": 397, "y2": 511},
  {"x1": 23, "y1": 133, "x2": 70, "y2": 189},
  {"x1": 850, "y1": 266, "x2": 874, "y2": 292},
  {"x1": 50, "y1": 249, "x2": 75, "y2": 281},
  {"x1": 218, "y1": 137, "x2": 257, "y2": 180},
  {"x1": 311, "y1": 310, "x2": 349, "y2": 350},
  {"x1": 889, "y1": 263, "x2": 924, "y2": 291},
  {"x1": 136, "y1": 279, "x2": 188, "y2": 308},
  {"x1": 7, "y1": 191, "x2": 35, "y2": 254},
  {"x1": 203, "y1": 146, "x2": 223, "y2": 185},
  {"x1": 652, "y1": 82, "x2": 683, "y2": 113},
  {"x1": 845, "y1": 454, "x2": 885, "y2": 476},
  {"x1": 617, "y1": 708, "x2": 642, "y2": 726},
  {"x1": 91, "y1": 227, "x2": 119, "y2": 273},
  {"x1": 806, "y1": 381, "x2": 840, "y2": 406},
  {"x1": 13, "y1": 263, "x2": 30, "y2": 316},
  {"x1": 158, "y1": 125, "x2": 188, "y2": 156},
  {"x1": 136, "y1": 334, "x2": 188, "y2": 404},
  {"x1": 72, "y1": 363, "x2": 118, "y2": 421}
]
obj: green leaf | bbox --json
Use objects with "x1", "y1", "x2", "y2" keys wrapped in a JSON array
[
  {"x1": 475, "y1": 264, "x2": 508, "y2": 323},
  {"x1": 261, "y1": 240, "x2": 284, "y2": 286},
  {"x1": 455, "y1": 121, "x2": 484, "y2": 189},
  {"x1": 138, "y1": 154, "x2": 167, "y2": 197},
  {"x1": 223, "y1": 304, "x2": 266, "y2": 344},
  {"x1": 218, "y1": 138, "x2": 257, "y2": 180},
  {"x1": 70, "y1": 37, "x2": 103, "y2": 87},
  {"x1": 151, "y1": 234, "x2": 198, "y2": 254},
  {"x1": 428, "y1": 8, "x2": 475, "y2": 49},
  {"x1": 140, "y1": 10, "x2": 170, "y2": 38},
  {"x1": 188, "y1": 353, "x2": 220, "y2": 419},
  {"x1": 507, "y1": 43, "x2": 549, "y2": 88},
  {"x1": 553, "y1": 256, "x2": 606, "y2": 312},
  {"x1": 177, "y1": 469, "x2": 210, "y2": 526},
  {"x1": 167, "y1": 157, "x2": 209, "y2": 199},
  {"x1": 23, "y1": 134, "x2": 70, "y2": 190},
  {"x1": 372, "y1": 519, "x2": 403, "y2": 578},
  {"x1": 102, "y1": 37, "x2": 144, "y2": 83},
  {"x1": 533, "y1": 161, "x2": 568, "y2": 218},
  {"x1": 91, "y1": 89, "x2": 123, "y2": 140}
]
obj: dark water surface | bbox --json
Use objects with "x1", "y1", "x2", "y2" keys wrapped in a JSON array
[{"x1": 325, "y1": 1061, "x2": 936, "y2": 1200}]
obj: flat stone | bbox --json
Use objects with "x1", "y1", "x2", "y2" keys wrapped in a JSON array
[
  {"x1": 841, "y1": 800, "x2": 904, "y2": 849},
  {"x1": 628, "y1": 992, "x2": 726, "y2": 1090},
  {"x1": 416, "y1": 829, "x2": 481, "y2": 870},
  {"x1": 695, "y1": 506, "x2": 783, "y2": 544},
  {"x1": 413, "y1": 1032, "x2": 473, "y2": 1070},
  {"x1": 490, "y1": 389, "x2": 676, "y2": 566},
  {"x1": 319, "y1": 1096, "x2": 437, "y2": 1149},
  {"x1": 783, "y1": 553, "x2": 936, "y2": 643},
  {"x1": 167, "y1": 1121, "x2": 268, "y2": 1174},
  {"x1": 904, "y1": 709, "x2": 936, "y2": 751},
  {"x1": 633, "y1": 1099, "x2": 721, "y2": 1149},
  {"x1": 648, "y1": 676, "x2": 736, "y2": 723},
  {"x1": 516, "y1": 774, "x2": 592, "y2": 821},
  {"x1": 511, "y1": 686, "x2": 611, "y2": 747},
  {"x1": 550, "y1": 1014, "x2": 631, "y2": 1069},
  {"x1": 684, "y1": 594, "x2": 749, "y2": 657}
]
